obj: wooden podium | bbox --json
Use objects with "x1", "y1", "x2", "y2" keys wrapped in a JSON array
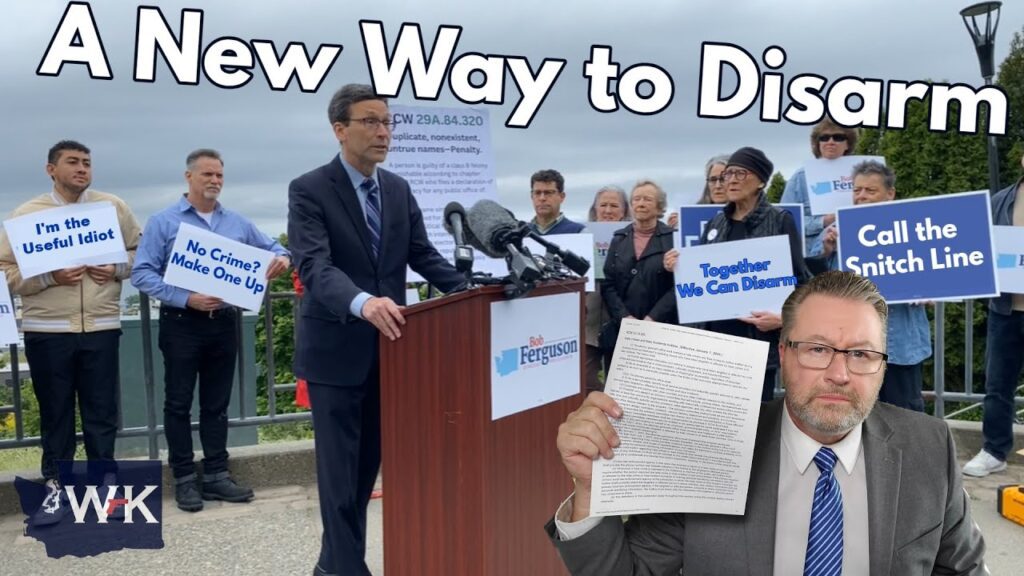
[{"x1": 379, "y1": 280, "x2": 585, "y2": 575}]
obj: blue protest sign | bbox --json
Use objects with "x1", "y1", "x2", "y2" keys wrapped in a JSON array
[{"x1": 836, "y1": 191, "x2": 998, "y2": 303}]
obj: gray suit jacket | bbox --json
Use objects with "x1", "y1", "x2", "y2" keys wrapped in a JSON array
[{"x1": 546, "y1": 400, "x2": 986, "y2": 575}]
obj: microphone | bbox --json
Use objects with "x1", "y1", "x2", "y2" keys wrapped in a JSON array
[
  {"x1": 524, "y1": 230, "x2": 591, "y2": 277},
  {"x1": 443, "y1": 202, "x2": 475, "y2": 274},
  {"x1": 464, "y1": 199, "x2": 522, "y2": 258},
  {"x1": 465, "y1": 199, "x2": 542, "y2": 288}
]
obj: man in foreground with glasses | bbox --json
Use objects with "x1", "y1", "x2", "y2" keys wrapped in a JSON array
[
  {"x1": 810, "y1": 160, "x2": 931, "y2": 413},
  {"x1": 547, "y1": 270, "x2": 986, "y2": 575},
  {"x1": 528, "y1": 169, "x2": 586, "y2": 235},
  {"x1": 287, "y1": 84, "x2": 464, "y2": 576}
]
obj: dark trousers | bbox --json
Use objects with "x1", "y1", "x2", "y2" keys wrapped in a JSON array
[
  {"x1": 158, "y1": 307, "x2": 237, "y2": 479},
  {"x1": 308, "y1": 369, "x2": 382, "y2": 576},
  {"x1": 24, "y1": 330, "x2": 121, "y2": 481},
  {"x1": 982, "y1": 310, "x2": 1024, "y2": 461},
  {"x1": 879, "y1": 362, "x2": 925, "y2": 412}
]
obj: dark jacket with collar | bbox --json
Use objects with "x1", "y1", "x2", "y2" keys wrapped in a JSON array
[
  {"x1": 989, "y1": 177, "x2": 1021, "y2": 316},
  {"x1": 601, "y1": 221, "x2": 678, "y2": 324},
  {"x1": 700, "y1": 192, "x2": 811, "y2": 368}
]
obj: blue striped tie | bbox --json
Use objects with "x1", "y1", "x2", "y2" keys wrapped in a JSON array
[
  {"x1": 804, "y1": 447, "x2": 843, "y2": 576},
  {"x1": 361, "y1": 178, "x2": 382, "y2": 258}
]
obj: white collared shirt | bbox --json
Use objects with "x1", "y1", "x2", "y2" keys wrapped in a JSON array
[{"x1": 776, "y1": 404, "x2": 869, "y2": 575}]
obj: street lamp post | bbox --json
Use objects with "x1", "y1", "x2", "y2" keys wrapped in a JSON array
[{"x1": 960, "y1": 1, "x2": 1003, "y2": 195}]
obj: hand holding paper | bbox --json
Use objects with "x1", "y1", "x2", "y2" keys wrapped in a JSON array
[
  {"x1": 555, "y1": 391, "x2": 623, "y2": 520},
  {"x1": 586, "y1": 319, "x2": 767, "y2": 517}
]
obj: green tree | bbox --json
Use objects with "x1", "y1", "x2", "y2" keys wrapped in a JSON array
[
  {"x1": 255, "y1": 233, "x2": 303, "y2": 420},
  {"x1": 766, "y1": 171, "x2": 786, "y2": 203},
  {"x1": 997, "y1": 26, "x2": 1024, "y2": 186}
]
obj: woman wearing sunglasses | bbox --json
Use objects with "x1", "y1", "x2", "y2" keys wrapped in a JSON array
[{"x1": 780, "y1": 117, "x2": 859, "y2": 255}]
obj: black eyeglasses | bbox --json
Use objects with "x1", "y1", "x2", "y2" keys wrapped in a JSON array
[
  {"x1": 786, "y1": 340, "x2": 888, "y2": 375},
  {"x1": 348, "y1": 117, "x2": 394, "y2": 131},
  {"x1": 818, "y1": 134, "x2": 848, "y2": 143},
  {"x1": 721, "y1": 169, "x2": 750, "y2": 182},
  {"x1": 706, "y1": 176, "x2": 726, "y2": 185}
]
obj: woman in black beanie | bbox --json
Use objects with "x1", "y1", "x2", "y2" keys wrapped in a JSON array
[{"x1": 666, "y1": 146, "x2": 810, "y2": 401}]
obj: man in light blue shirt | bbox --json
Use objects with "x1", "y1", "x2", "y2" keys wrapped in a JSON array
[
  {"x1": 810, "y1": 160, "x2": 931, "y2": 412},
  {"x1": 131, "y1": 148, "x2": 290, "y2": 512}
]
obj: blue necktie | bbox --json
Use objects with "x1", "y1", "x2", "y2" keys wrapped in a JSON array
[
  {"x1": 804, "y1": 447, "x2": 843, "y2": 576},
  {"x1": 360, "y1": 178, "x2": 381, "y2": 258}
]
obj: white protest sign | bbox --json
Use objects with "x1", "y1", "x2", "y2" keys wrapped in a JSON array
[
  {"x1": 583, "y1": 222, "x2": 626, "y2": 281},
  {"x1": 490, "y1": 292, "x2": 581, "y2": 420},
  {"x1": 673, "y1": 235, "x2": 796, "y2": 324},
  {"x1": 804, "y1": 155, "x2": 885, "y2": 216},
  {"x1": 994, "y1": 225, "x2": 1024, "y2": 294},
  {"x1": 0, "y1": 277, "x2": 19, "y2": 346},
  {"x1": 383, "y1": 105, "x2": 506, "y2": 280},
  {"x1": 3, "y1": 202, "x2": 128, "y2": 278},
  {"x1": 162, "y1": 223, "x2": 274, "y2": 311}
]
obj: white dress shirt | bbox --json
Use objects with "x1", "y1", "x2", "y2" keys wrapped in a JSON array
[
  {"x1": 776, "y1": 404, "x2": 869, "y2": 576},
  {"x1": 555, "y1": 405, "x2": 870, "y2": 576}
]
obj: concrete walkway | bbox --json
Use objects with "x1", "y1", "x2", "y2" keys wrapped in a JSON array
[{"x1": 1, "y1": 464, "x2": 1022, "y2": 575}]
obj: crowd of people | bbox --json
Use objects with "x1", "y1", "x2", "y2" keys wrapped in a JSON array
[{"x1": 0, "y1": 87, "x2": 1020, "y2": 574}]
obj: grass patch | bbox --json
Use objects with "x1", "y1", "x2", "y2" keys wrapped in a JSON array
[
  {"x1": 0, "y1": 445, "x2": 86, "y2": 473},
  {"x1": 257, "y1": 421, "x2": 314, "y2": 443}
]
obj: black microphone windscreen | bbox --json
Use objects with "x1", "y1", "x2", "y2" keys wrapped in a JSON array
[
  {"x1": 442, "y1": 201, "x2": 466, "y2": 236},
  {"x1": 465, "y1": 199, "x2": 519, "y2": 258}
]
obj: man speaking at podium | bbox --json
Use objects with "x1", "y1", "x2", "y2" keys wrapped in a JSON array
[{"x1": 287, "y1": 84, "x2": 463, "y2": 576}]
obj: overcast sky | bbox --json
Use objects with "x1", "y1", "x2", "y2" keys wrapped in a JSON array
[{"x1": 2, "y1": 0, "x2": 1020, "y2": 236}]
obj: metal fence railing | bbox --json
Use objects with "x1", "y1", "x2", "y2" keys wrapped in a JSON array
[
  {"x1": 2, "y1": 296, "x2": 1022, "y2": 459},
  {"x1": 0, "y1": 292, "x2": 312, "y2": 460}
]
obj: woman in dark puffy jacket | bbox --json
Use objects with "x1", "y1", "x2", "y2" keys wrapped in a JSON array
[
  {"x1": 665, "y1": 147, "x2": 810, "y2": 401},
  {"x1": 600, "y1": 180, "x2": 678, "y2": 364}
]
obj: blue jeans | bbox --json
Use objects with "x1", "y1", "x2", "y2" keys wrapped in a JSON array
[{"x1": 982, "y1": 310, "x2": 1024, "y2": 461}]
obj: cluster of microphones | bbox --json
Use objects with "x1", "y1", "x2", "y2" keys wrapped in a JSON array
[{"x1": 442, "y1": 200, "x2": 591, "y2": 297}]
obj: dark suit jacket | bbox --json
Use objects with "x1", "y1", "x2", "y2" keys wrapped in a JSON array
[
  {"x1": 287, "y1": 157, "x2": 463, "y2": 387},
  {"x1": 547, "y1": 400, "x2": 986, "y2": 575}
]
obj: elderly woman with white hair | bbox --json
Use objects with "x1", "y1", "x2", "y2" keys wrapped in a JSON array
[
  {"x1": 599, "y1": 180, "x2": 678, "y2": 364},
  {"x1": 583, "y1": 185, "x2": 631, "y2": 392}
]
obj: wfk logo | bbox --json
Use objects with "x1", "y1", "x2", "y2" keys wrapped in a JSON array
[{"x1": 15, "y1": 460, "x2": 164, "y2": 558}]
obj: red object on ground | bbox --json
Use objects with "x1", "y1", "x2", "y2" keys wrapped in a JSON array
[
  {"x1": 291, "y1": 270, "x2": 312, "y2": 408},
  {"x1": 370, "y1": 489, "x2": 383, "y2": 500},
  {"x1": 295, "y1": 378, "x2": 311, "y2": 409}
]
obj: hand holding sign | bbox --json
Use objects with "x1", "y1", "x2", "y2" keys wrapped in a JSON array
[
  {"x1": 52, "y1": 265, "x2": 87, "y2": 286},
  {"x1": 187, "y1": 293, "x2": 224, "y2": 312},
  {"x1": 265, "y1": 255, "x2": 290, "y2": 279},
  {"x1": 162, "y1": 223, "x2": 275, "y2": 311},
  {"x1": 664, "y1": 248, "x2": 679, "y2": 272},
  {"x1": 739, "y1": 311, "x2": 782, "y2": 332},
  {"x1": 821, "y1": 225, "x2": 838, "y2": 258},
  {"x1": 3, "y1": 202, "x2": 128, "y2": 278},
  {"x1": 86, "y1": 264, "x2": 116, "y2": 285}
]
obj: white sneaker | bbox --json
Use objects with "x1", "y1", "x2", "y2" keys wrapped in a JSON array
[{"x1": 962, "y1": 450, "x2": 1007, "y2": 477}]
